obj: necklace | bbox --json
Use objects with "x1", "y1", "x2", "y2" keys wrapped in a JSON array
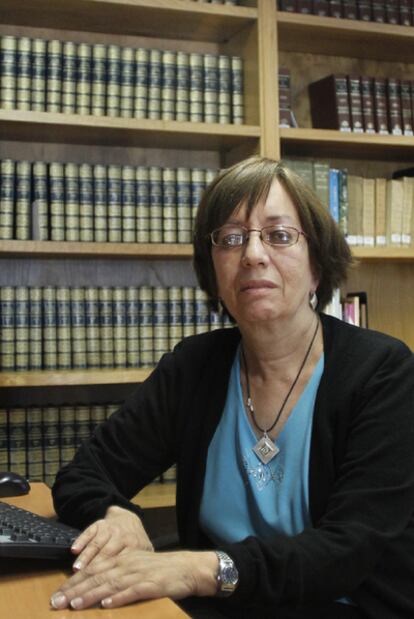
[{"x1": 241, "y1": 318, "x2": 320, "y2": 465}]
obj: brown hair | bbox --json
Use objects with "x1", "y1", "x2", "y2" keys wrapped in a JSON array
[{"x1": 193, "y1": 155, "x2": 354, "y2": 312}]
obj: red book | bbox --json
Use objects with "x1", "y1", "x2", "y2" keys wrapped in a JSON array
[
  {"x1": 360, "y1": 76, "x2": 376, "y2": 133},
  {"x1": 373, "y1": 77, "x2": 389, "y2": 134},
  {"x1": 387, "y1": 77, "x2": 403, "y2": 135},
  {"x1": 347, "y1": 75, "x2": 364, "y2": 133},
  {"x1": 400, "y1": 80, "x2": 413, "y2": 135},
  {"x1": 308, "y1": 74, "x2": 351, "y2": 132},
  {"x1": 278, "y1": 68, "x2": 292, "y2": 128}
]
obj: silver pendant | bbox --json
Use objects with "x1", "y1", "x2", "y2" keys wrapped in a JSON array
[{"x1": 253, "y1": 433, "x2": 279, "y2": 465}]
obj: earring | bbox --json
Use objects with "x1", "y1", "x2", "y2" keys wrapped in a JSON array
[{"x1": 309, "y1": 291, "x2": 318, "y2": 311}]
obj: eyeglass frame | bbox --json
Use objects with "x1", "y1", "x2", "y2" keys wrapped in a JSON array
[{"x1": 209, "y1": 224, "x2": 308, "y2": 249}]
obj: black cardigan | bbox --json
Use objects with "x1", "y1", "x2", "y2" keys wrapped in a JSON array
[{"x1": 53, "y1": 314, "x2": 414, "y2": 618}]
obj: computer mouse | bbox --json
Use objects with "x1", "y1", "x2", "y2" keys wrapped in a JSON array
[{"x1": 0, "y1": 471, "x2": 31, "y2": 498}]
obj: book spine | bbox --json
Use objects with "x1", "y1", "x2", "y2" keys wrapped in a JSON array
[
  {"x1": 204, "y1": 53, "x2": 219, "y2": 123},
  {"x1": 62, "y1": 40, "x2": 77, "y2": 114},
  {"x1": 93, "y1": 164, "x2": 108, "y2": 242},
  {"x1": 15, "y1": 159, "x2": 31, "y2": 240},
  {"x1": 360, "y1": 75, "x2": 376, "y2": 133},
  {"x1": 120, "y1": 46, "x2": 134, "y2": 119},
  {"x1": 161, "y1": 49, "x2": 176, "y2": 121},
  {"x1": 328, "y1": 168, "x2": 340, "y2": 223},
  {"x1": 91, "y1": 43, "x2": 107, "y2": 117},
  {"x1": 64, "y1": 162, "x2": 80, "y2": 241},
  {"x1": 279, "y1": 67, "x2": 292, "y2": 128},
  {"x1": 182, "y1": 286, "x2": 195, "y2": 338},
  {"x1": 194, "y1": 288, "x2": 210, "y2": 335},
  {"x1": 29, "y1": 286, "x2": 43, "y2": 370},
  {"x1": 85, "y1": 286, "x2": 100, "y2": 368},
  {"x1": 400, "y1": 80, "x2": 413, "y2": 136},
  {"x1": 79, "y1": 162, "x2": 94, "y2": 241},
  {"x1": 59, "y1": 405, "x2": 76, "y2": 468},
  {"x1": 15, "y1": 286, "x2": 30, "y2": 371},
  {"x1": 329, "y1": 0, "x2": 343, "y2": 17},
  {"x1": 0, "y1": 158, "x2": 15, "y2": 240},
  {"x1": 26, "y1": 406, "x2": 44, "y2": 480},
  {"x1": 56, "y1": 286, "x2": 72, "y2": 369},
  {"x1": 99, "y1": 286, "x2": 114, "y2": 368},
  {"x1": 126, "y1": 286, "x2": 140, "y2": 367},
  {"x1": 218, "y1": 54, "x2": 232, "y2": 124},
  {"x1": 189, "y1": 52, "x2": 204, "y2": 122},
  {"x1": 121, "y1": 165, "x2": 136, "y2": 242},
  {"x1": 149, "y1": 166, "x2": 163, "y2": 243},
  {"x1": 8, "y1": 408, "x2": 27, "y2": 478},
  {"x1": 136, "y1": 166, "x2": 150, "y2": 243},
  {"x1": 107, "y1": 164, "x2": 122, "y2": 242},
  {"x1": 0, "y1": 408, "x2": 9, "y2": 472},
  {"x1": 231, "y1": 55, "x2": 244, "y2": 124},
  {"x1": 0, "y1": 35, "x2": 17, "y2": 110},
  {"x1": 153, "y1": 287, "x2": 169, "y2": 362},
  {"x1": 90, "y1": 404, "x2": 107, "y2": 432},
  {"x1": 338, "y1": 168, "x2": 349, "y2": 237},
  {"x1": 49, "y1": 161, "x2": 65, "y2": 241},
  {"x1": 385, "y1": 0, "x2": 399, "y2": 23},
  {"x1": 139, "y1": 286, "x2": 154, "y2": 367},
  {"x1": 313, "y1": 0, "x2": 330, "y2": 16},
  {"x1": 168, "y1": 286, "x2": 183, "y2": 350},
  {"x1": 47, "y1": 39, "x2": 62, "y2": 113},
  {"x1": 0, "y1": 287, "x2": 15, "y2": 371},
  {"x1": 342, "y1": 0, "x2": 357, "y2": 18},
  {"x1": 190, "y1": 167, "x2": 206, "y2": 228},
  {"x1": 31, "y1": 38, "x2": 47, "y2": 111},
  {"x1": 362, "y1": 177, "x2": 376, "y2": 246},
  {"x1": 106, "y1": 44, "x2": 121, "y2": 117},
  {"x1": 71, "y1": 287, "x2": 87, "y2": 369},
  {"x1": 387, "y1": 77, "x2": 403, "y2": 135},
  {"x1": 16, "y1": 36, "x2": 31, "y2": 111},
  {"x1": 309, "y1": 74, "x2": 351, "y2": 131},
  {"x1": 373, "y1": 77, "x2": 389, "y2": 134},
  {"x1": 347, "y1": 75, "x2": 364, "y2": 133},
  {"x1": 32, "y1": 161, "x2": 49, "y2": 240},
  {"x1": 162, "y1": 167, "x2": 177, "y2": 243},
  {"x1": 279, "y1": 0, "x2": 298, "y2": 10},
  {"x1": 43, "y1": 406, "x2": 60, "y2": 486},
  {"x1": 176, "y1": 167, "x2": 192, "y2": 243},
  {"x1": 148, "y1": 48, "x2": 162, "y2": 120},
  {"x1": 312, "y1": 161, "x2": 330, "y2": 206},
  {"x1": 399, "y1": 0, "x2": 411, "y2": 24},
  {"x1": 386, "y1": 179, "x2": 403, "y2": 246},
  {"x1": 357, "y1": 0, "x2": 372, "y2": 19},
  {"x1": 372, "y1": 0, "x2": 386, "y2": 21},
  {"x1": 176, "y1": 51, "x2": 190, "y2": 122},
  {"x1": 134, "y1": 47, "x2": 149, "y2": 119},
  {"x1": 375, "y1": 177, "x2": 387, "y2": 246},
  {"x1": 76, "y1": 42, "x2": 92, "y2": 115},
  {"x1": 113, "y1": 286, "x2": 127, "y2": 368},
  {"x1": 74, "y1": 405, "x2": 92, "y2": 448}
]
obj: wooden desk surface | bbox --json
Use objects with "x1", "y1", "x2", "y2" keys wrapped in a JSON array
[{"x1": 0, "y1": 483, "x2": 188, "y2": 619}]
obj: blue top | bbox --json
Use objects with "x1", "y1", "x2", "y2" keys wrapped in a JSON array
[{"x1": 199, "y1": 347, "x2": 324, "y2": 545}]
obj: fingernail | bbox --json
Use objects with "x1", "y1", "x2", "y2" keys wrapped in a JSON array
[
  {"x1": 50, "y1": 593, "x2": 67, "y2": 609},
  {"x1": 70, "y1": 597, "x2": 83, "y2": 610},
  {"x1": 101, "y1": 598, "x2": 112, "y2": 608},
  {"x1": 73, "y1": 560, "x2": 82, "y2": 571}
]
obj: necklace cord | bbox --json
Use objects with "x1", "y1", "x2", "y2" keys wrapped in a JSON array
[{"x1": 241, "y1": 318, "x2": 320, "y2": 435}]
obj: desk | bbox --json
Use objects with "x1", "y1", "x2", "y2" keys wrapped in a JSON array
[{"x1": 0, "y1": 483, "x2": 188, "y2": 619}]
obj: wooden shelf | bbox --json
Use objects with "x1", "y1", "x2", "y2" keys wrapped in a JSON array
[
  {"x1": 0, "y1": 110, "x2": 260, "y2": 151},
  {"x1": 0, "y1": 240, "x2": 193, "y2": 259},
  {"x1": 352, "y1": 247, "x2": 414, "y2": 262},
  {"x1": 280, "y1": 127, "x2": 414, "y2": 161},
  {"x1": 133, "y1": 483, "x2": 176, "y2": 510},
  {"x1": 0, "y1": 0, "x2": 257, "y2": 42},
  {"x1": 277, "y1": 12, "x2": 414, "y2": 62},
  {"x1": 0, "y1": 368, "x2": 152, "y2": 388}
]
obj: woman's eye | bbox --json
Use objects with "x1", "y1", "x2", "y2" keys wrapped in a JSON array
[
  {"x1": 267, "y1": 229, "x2": 292, "y2": 244},
  {"x1": 223, "y1": 233, "x2": 243, "y2": 246}
]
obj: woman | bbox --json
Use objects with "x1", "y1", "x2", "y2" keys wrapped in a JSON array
[{"x1": 51, "y1": 156, "x2": 414, "y2": 618}]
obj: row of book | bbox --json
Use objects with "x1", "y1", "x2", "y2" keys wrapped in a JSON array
[
  {"x1": 278, "y1": 0, "x2": 414, "y2": 26},
  {"x1": 0, "y1": 35, "x2": 244, "y2": 124},
  {"x1": 0, "y1": 158, "x2": 218, "y2": 243},
  {"x1": 309, "y1": 74, "x2": 414, "y2": 135},
  {"x1": 285, "y1": 159, "x2": 414, "y2": 246},
  {"x1": 325, "y1": 290, "x2": 368, "y2": 327},
  {"x1": 0, "y1": 285, "x2": 232, "y2": 372},
  {"x1": 0, "y1": 403, "x2": 177, "y2": 487}
]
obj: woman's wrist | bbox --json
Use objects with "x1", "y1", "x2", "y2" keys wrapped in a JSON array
[{"x1": 188, "y1": 551, "x2": 220, "y2": 597}]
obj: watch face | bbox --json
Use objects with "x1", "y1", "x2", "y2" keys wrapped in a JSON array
[{"x1": 222, "y1": 564, "x2": 239, "y2": 587}]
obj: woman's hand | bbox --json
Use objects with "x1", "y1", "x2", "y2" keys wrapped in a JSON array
[
  {"x1": 50, "y1": 549, "x2": 219, "y2": 610},
  {"x1": 70, "y1": 505, "x2": 153, "y2": 572}
]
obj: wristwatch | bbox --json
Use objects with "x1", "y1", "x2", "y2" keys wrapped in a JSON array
[{"x1": 214, "y1": 550, "x2": 239, "y2": 597}]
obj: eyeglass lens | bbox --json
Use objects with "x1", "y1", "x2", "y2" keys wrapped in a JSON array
[{"x1": 211, "y1": 225, "x2": 299, "y2": 247}]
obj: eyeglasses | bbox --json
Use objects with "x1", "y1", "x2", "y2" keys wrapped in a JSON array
[{"x1": 210, "y1": 224, "x2": 307, "y2": 248}]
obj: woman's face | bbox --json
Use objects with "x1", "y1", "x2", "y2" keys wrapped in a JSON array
[{"x1": 211, "y1": 178, "x2": 318, "y2": 327}]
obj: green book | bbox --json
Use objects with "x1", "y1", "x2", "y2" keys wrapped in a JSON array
[
  {"x1": 31, "y1": 38, "x2": 47, "y2": 111},
  {"x1": 59, "y1": 405, "x2": 76, "y2": 468},
  {"x1": 134, "y1": 47, "x2": 149, "y2": 119},
  {"x1": 175, "y1": 51, "x2": 189, "y2": 122},
  {"x1": 136, "y1": 166, "x2": 150, "y2": 243},
  {"x1": 91, "y1": 43, "x2": 107, "y2": 117}
]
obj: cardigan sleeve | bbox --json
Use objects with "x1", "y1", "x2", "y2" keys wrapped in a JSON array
[
  {"x1": 52, "y1": 347, "x2": 182, "y2": 529},
  {"x1": 218, "y1": 335, "x2": 414, "y2": 610}
]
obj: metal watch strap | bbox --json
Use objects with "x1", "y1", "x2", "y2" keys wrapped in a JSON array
[{"x1": 214, "y1": 550, "x2": 239, "y2": 597}]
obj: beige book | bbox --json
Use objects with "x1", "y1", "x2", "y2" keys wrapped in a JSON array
[
  {"x1": 346, "y1": 175, "x2": 363, "y2": 246},
  {"x1": 401, "y1": 176, "x2": 414, "y2": 246},
  {"x1": 385, "y1": 179, "x2": 404, "y2": 246},
  {"x1": 362, "y1": 178, "x2": 375, "y2": 246},
  {"x1": 374, "y1": 178, "x2": 387, "y2": 246}
]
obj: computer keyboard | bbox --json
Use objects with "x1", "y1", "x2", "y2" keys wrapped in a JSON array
[{"x1": 0, "y1": 500, "x2": 80, "y2": 560}]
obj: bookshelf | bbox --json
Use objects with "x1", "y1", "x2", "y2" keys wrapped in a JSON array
[{"x1": 1, "y1": 1, "x2": 414, "y2": 506}]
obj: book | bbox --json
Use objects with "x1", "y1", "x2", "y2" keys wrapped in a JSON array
[
  {"x1": 113, "y1": 287, "x2": 127, "y2": 368},
  {"x1": 385, "y1": 179, "x2": 404, "y2": 245},
  {"x1": 71, "y1": 287, "x2": 87, "y2": 369},
  {"x1": 74, "y1": 405, "x2": 92, "y2": 448},
  {"x1": 56, "y1": 286, "x2": 72, "y2": 370},
  {"x1": 385, "y1": 0, "x2": 399, "y2": 23},
  {"x1": 139, "y1": 286, "x2": 154, "y2": 367},
  {"x1": 16, "y1": 37, "x2": 31, "y2": 111},
  {"x1": 8, "y1": 408, "x2": 27, "y2": 478},
  {"x1": 218, "y1": 54, "x2": 232, "y2": 124},
  {"x1": 347, "y1": 75, "x2": 364, "y2": 133},
  {"x1": 136, "y1": 166, "x2": 150, "y2": 243},
  {"x1": 121, "y1": 165, "x2": 136, "y2": 242},
  {"x1": 361, "y1": 177, "x2": 375, "y2": 246},
  {"x1": 372, "y1": 0, "x2": 386, "y2": 21},
  {"x1": 43, "y1": 406, "x2": 60, "y2": 486},
  {"x1": 93, "y1": 164, "x2": 108, "y2": 242},
  {"x1": 374, "y1": 177, "x2": 387, "y2": 246},
  {"x1": 153, "y1": 287, "x2": 169, "y2": 362},
  {"x1": 120, "y1": 46, "x2": 134, "y2": 119},
  {"x1": 49, "y1": 161, "x2": 65, "y2": 241},
  {"x1": 1, "y1": 35, "x2": 17, "y2": 110},
  {"x1": 15, "y1": 286, "x2": 30, "y2": 371},
  {"x1": 99, "y1": 287, "x2": 114, "y2": 368},
  {"x1": 0, "y1": 409, "x2": 9, "y2": 472},
  {"x1": 148, "y1": 48, "x2": 162, "y2": 120},
  {"x1": 0, "y1": 287, "x2": 16, "y2": 371},
  {"x1": 231, "y1": 55, "x2": 244, "y2": 124},
  {"x1": 175, "y1": 50, "x2": 190, "y2": 122},
  {"x1": 149, "y1": 166, "x2": 163, "y2": 243},
  {"x1": 329, "y1": 0, "x2": 343, "y2": 17},
  {"x1": 15, "y1": 159, "x2": 31, "y2": 240},
  {"x1": 162, "y1": 167, "x2": 177, "y2": 243},
  {"x1": 360, "y1": 75, "x2": 376, "y2": 134},
  {"x1": 399, "y1": 0, "x2": 411, "y2": 25},
  {"x1": 134, "y1": 47, "x2": 149, "y2": 119},
  {"x1": 26, "y1": 407, "x2": 44, "y2": 480},
  {"x1": 400, "y1": 80, "x2": 413, "y2": 136},
  {"x1": 32, "y1": 161, "x2": 49, "y2": 241},
  {"x1": 182, "y1": 286, "x2": 195, "y2": 338},
  {"x1": 168, "y1": 286, "x2": 183, "y2": 350},
  {"x1": 342, "y1": 0, "x2": 358, "y2": 18},
  {"x1": 338, "y1": 168, "x2": 349, "y2": 237},
  {"x1": 59, "y1": 405, "x2": 76, "y2": 468},
  {"x1": 401, "y1": 176, "x2": 414, "y2": 246},
  {"x1": 190, "y1": 167, "x2": 206, "y2": 227},
  {"x1": 126, "y1": 286, "x2": 140, "y2": 367},
  {"x1": 204, "y1": 53, "x2": 219, "y2": 123},
  {"x1": 79, "y1": 163, "x2": 94, "y2": 242},
  {"x1": 107, "y1": 44, "x2": 121, "y2": 117},
  {"x1": 107, "y1": 164, "x2": 122, "y2": 242},
  {"x1": 91, "y1": 43, "x2": 107, "y2": 117},
  {"x1": 29, "y1": 286, "x2": 43, "y2": 370},
  {"x1": 386, "y1": 77, "x2": 403, "y2": 135},
  {"x1": 85, "y1": 286, "x2": 100, "y2": 368},
  {"x1": 76, "y1": 42, "x2": 92, "y2": 115},
  {"x1": 328, "y1": 168, "x2": 340, "y2": 223},
  {"x1": 194, "y1": 288, "x2": 210, "y2": 335},
  {"x1": 357, "y1": 0, "x2": 372, "y2": 20},
  {"x1": 31, "y1": 38, "x2": 47, "y2": 111},
  {"x1": 47, "y1": 39, "x2": 62, "y2": 113},
  {"x1": 308, "y1": 74, "x2": 351, "y2": 131},
  {"x1": 176, "y1": 167, "x2": 192, "y2": 243},
  {"x1": 373, "y1": 77, "x2": 389, "y2": 134},
  {"x1": 62, "y1": 40, "x2": 77, "y2": 114},
  {"x1": 161, "y1": 49, "x2": 176, "y2": 121},
  {"x1": 189, "y1": 52, "x2": 204, "y2": 123},
  {"x1": 346, "y1": 175, "x2": 363, "y2": 245},
  {"x1": 0, "y1": 158, "x2": 15, "y2": 240},
  {"x1": 313, "y1": 0, "x2": 329, "y2": 16},
  {"x1": 279, "y1": 68, "x2": 293, "y2": 128},
  {"x1": 64, "y1": 162, "x2": 80, "y2": 241}
]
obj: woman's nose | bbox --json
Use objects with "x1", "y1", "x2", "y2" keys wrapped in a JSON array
[{"x1": 241, "y1": 230, "x2": 269, "y2": 266}]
